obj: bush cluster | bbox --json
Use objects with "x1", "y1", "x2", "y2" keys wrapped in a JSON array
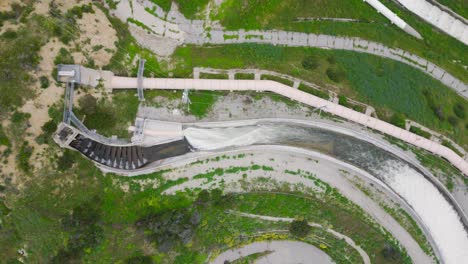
[
  {"x1": 326, "y1": 67, "x2": 346, "y2": 82},
  {"x1": 289, "y1": 219, "x2": 310, "y2": 237}
]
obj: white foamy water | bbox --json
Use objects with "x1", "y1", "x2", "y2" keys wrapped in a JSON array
[
  {"x1": 380, "y1": 161, "x2": 468, "y2": 263},
  {"x1": 183, "y1": 124, "x2": 468, "y2": 263},
  {"x1": 184, "y1": 125, "x2": 276, "y2": 150}
]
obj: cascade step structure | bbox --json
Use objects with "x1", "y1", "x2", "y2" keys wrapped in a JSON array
[{"x1": 55, "y1": 123, "x2": 191, "y2": 172}]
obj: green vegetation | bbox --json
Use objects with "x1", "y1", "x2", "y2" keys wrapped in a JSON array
[
  {"x1": 54, "y1": 48, "x2": 74, "y2": 65},
  {"x1": 0, "y1": 148, "x2": 412, "y2": 263},
  {"x1": 36, "y1": 120, "x2": 58, "y2": 145},
  {"x1": 326, "y1": 66, "x2": 346, "y2": 83},
  {"x1": 188, "y1": 90, "x2": 221, "y2": 118},
  {"x1": 97, "y1": 3, "x2": 164, "y2": 77},
  {"x1": 302, "y1": 55, "x2": 320, "y2": 70},
  {"x1": 409, "y1": 126, "x2": 431, "y2": 139},
  {"x1": 127, "y1": 18, "x2": 155, "y2": 33},
  {"x1": 39, "y1": 76, "x2": 50, "y2": 89},
  {"x1": 436, "y1": 0, "x2": 467, "y2": 19},
  {"x1": 76, "y1": 91, "x2": 139, "y2": 137},
  {"x1": 17, "y1": 142, "x2": 33, "y2": 173},
  {"x1": 381, "y1": 204, "x2": 433, "y2": 256},
  {"x1": 289, "y1": 219, "x2": 310, "y2": 237},
  {"x1": 199, "y1": 72, "x2": 229, "y2": 79},
  {"x1": 0, "y1": 14, "x2": 52, "y2": 117},
  {"x1": 231, "y1": 191, "x2": 410, "y2": 264},
  {"x1": 0, "y1": 124, "x2": 10, "y2": 147},
  {"x1": 49, "y1": 3, "x2": 94, "y2": 44},
  {"x1": 0, "y1": 2, "x2": 31, "y2": 27},
  {"x1": 298, "y1": 84, "x2": 329, "y2": 100},
  {"x1": 261, "y1": 74, "x2": 294, "y2": 86},
  {"x1": 212, "y1": 0, "x2": 468, "y2": 84},
  {"x1": 338, "y1": 95, "x2": 349, "y2": 107},
  {"x1": 442, "y1": 140, "x2": 463, "y2": 157},
  {"x1": 150, "y1": 0, "x2": 210, "y2": 18},
  {"x1": 235, "y1": 73, "x2": 255, "y2": 80}
]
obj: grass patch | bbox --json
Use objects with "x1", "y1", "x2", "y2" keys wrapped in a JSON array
[
  {"x1": 235, "y1": 72, "x2": 255, "y2": 80},
  {"x1": 298, "y1": 83, "x2": 330, "y2": 100},
  {"x1": 199, "y1": 72, "x2": 229, "y2": 79},
  {"x1": 127, "y1": 17, "x2": 155, "y2": 33},
  {"x1": 260, "y1": 74, "x2": 294, "y2": 86},
  {"x1": 188, "y1": 90, "x2": 221, "y2": 118},
  {"x1": 442, "y1": 140, "x2": 463, "y2": 157},
  {"x1": 409, "y1": 126, "x2": 431, "y2": 139}
]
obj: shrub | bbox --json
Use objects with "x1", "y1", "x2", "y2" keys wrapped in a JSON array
[
  {"x1": 302, "y1": 55, "x2": 319, "y2": 70},
  {"x1": 11, "y1": 111, "x2": 31, "y2": 124},
  {"x1": 42, "y1": 120, "x2": 57, "y2": 135},
  {"x1": 448, "y1": 116, "x2": 459, "y2": 127},
  {"x1": 338, "y1": 95, "x2": 350, "y2": 107},
  {"x1": 57, "y1": 150, "x2": 76, "y2": 171},
  {"x1": 92, "y1": 44, "x2": 104, "y2": 52},
  {"x1": 1, "y1": 30, "x2": 17, "y2": 39},
  {"x1": 0, "y1": 125, "x2": 9, "y2": 147},
  {"x1": 126, "y1": 256, "x2": 154, "y2": 264},
  {"x1": 382, "y1": 243, "x2": 402, "y2": 261},
  {"x1": 39, "y1": 76, "x2": 50, "y2": 89},
  {"x1": 78, "y1": 94, "x2": 97, "y2": 116},
  {"x1": 17, "y1": 142, "x2": 33, "y2": 172},
  {"x1": 326, "y1": 67, "x2": 345, "y2": 82},
  {"x1": 54, "y1": 48, "x2": 74, "y2": 65},
  {"x1": 289, "y1": 219, "x2": 310, "y2": 237},
  {"x1": 390, "y1": 113, "x2": 406, "y2": 128},
  {"x1": 453, "y1": 103, "x2": 465, "y2": 119},
  {"x1": 36, "y1": 120, "x2": 58, "y2": 145},
  {"x1": 52, "y1": 199, "x2": 103, "y2": 262},
  {"x1": 137, "y1": 208, "x2": 200, "y2": 252}
]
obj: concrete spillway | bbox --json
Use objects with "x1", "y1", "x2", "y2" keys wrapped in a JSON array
[
  {"x1": 110, "y1": 76, "x2": 468, "y2": 176},
  {"x1": 55, "y1": 124, "x2": 191, "y2": 171}
]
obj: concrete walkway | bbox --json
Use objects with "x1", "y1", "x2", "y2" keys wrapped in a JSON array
[{"x1": 110, "y1": 76, "x2": 468, "y2": 176}]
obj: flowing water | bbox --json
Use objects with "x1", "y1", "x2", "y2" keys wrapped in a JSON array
[{"x1": 184, "y1": 122, "x2": 468, "y2": 263}]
